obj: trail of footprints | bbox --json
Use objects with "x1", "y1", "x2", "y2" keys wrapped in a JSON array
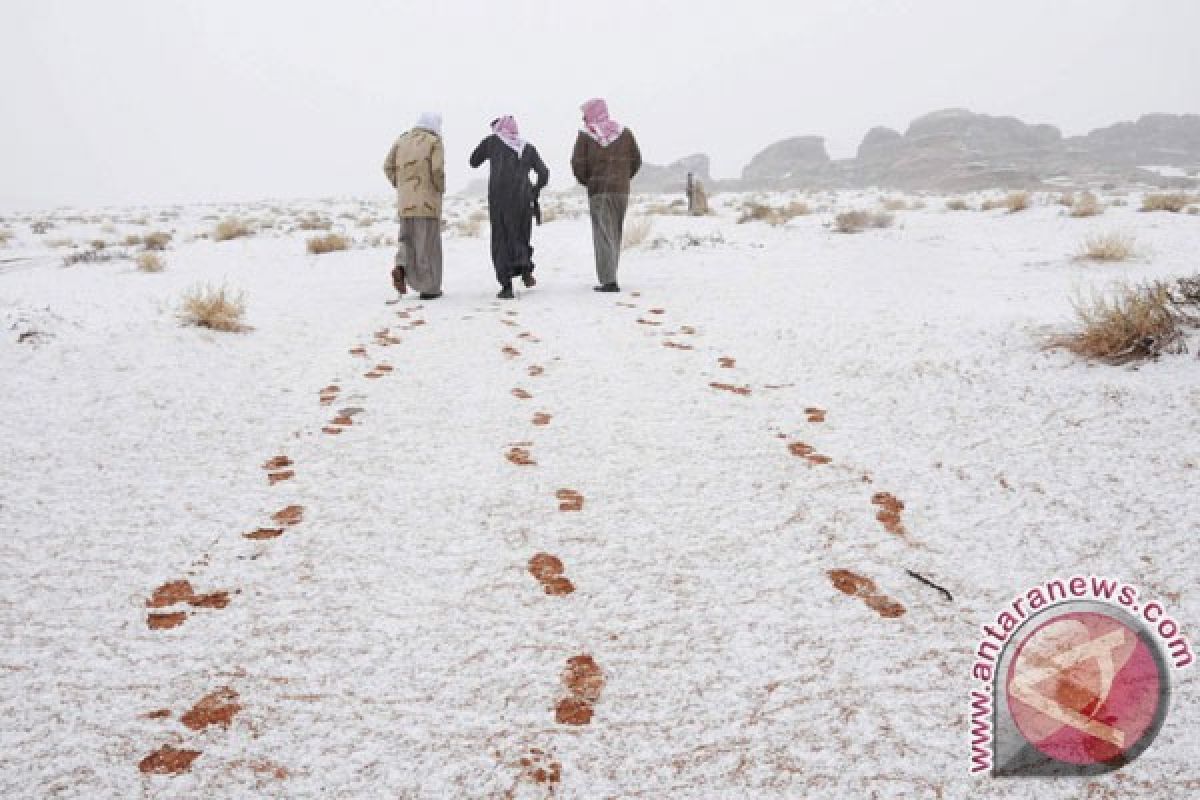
[
  {"x1": 617, "y1": 294, "x2": 911, "y2": 619},
  {"x1": 491, "y1": 306, "x2": 604, "y2": 797},
  {"x1": 137, "y1": 304, "x2": 431, "y2": 777}
]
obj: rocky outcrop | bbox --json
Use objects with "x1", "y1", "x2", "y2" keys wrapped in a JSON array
[
  {"x1": 1066, "y1": 114, "x2": 1200, "y2": 166},
  {"x1": 740, "y1": 136, "x2": 833, "y2": 186},
  {"x1": 734, "y1": 109, "x2": 1200, "y2": 191}
]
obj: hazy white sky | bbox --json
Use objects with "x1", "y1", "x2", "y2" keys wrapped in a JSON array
[{"x1": 2, "y1": 0, "x2": 1198, "y2": 210}]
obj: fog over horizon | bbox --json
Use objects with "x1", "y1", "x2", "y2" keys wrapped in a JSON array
[{"x1": 3, "y1": 0, "x2": 1198, "y2": 211}]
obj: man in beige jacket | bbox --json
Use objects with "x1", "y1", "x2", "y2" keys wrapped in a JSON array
[{"x1": 383, "y1": 112, "x2": 445, "y2": 301}]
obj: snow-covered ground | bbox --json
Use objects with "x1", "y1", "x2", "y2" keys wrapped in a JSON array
[{"x1": 1, "y1": 190, "x2": 1198, "y2": 798}]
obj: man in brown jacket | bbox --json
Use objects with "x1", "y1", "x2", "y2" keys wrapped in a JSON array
[
  {"x1": 571, "y1": 98, "x2": 641, "y2": 292},
  {"x1": 383, "y1": 112, "x2": 445, "y2": 301}
]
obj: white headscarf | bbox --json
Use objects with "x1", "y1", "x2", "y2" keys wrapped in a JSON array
[{"x1": 415, "y1": 111, "x2": 443, "y2": 136}]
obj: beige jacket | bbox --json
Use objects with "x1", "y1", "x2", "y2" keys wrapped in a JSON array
[{"x1": 383, "y1": 129, "x2": 445, "y2": 218}]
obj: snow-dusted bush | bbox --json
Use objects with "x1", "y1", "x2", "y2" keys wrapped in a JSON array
[
  {"x1": 214, "y1": 218, "x2": 254, "y2": 241},
  {"x1": 1076, "y1": 232, "x2": 1136, "y2": 262},
  {"x1": 179, "y1": 283, "x2": 247, "y2": 332},
  {"x1": 306, "y1": 233, "x2": 350, "y2": 254}
]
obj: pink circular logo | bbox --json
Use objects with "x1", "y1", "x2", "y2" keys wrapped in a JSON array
[{"x1": 1006, "y1": 610, "x2": 1165, "y2": 766}]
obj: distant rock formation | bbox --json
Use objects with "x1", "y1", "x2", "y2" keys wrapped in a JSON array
[
  {"x1": 730, "y1": 109, "x2": 1200, "y2": 191},
  {"x1": 740, "y1": 136, "x2": 832, "y2": 187}
]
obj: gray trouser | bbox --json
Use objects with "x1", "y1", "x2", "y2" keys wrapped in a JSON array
[
  {"x1": 588, "y1": 193, "x2": 628, "y2": 285},
  {"x1": 394, "y1": 217, "x2": 443, "y2": 294}
]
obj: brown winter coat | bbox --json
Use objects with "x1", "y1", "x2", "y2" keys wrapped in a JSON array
[
  {"x1": 383, "y1": 129, "x2": 445, "y2": 218},
  {"x1": 570, "y1": 129, "x2": 642, "y2": 197}
]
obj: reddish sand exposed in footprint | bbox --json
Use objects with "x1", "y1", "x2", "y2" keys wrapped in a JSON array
[
  {"x1": 349, "y1": 346, "x2": 367, "y2": 357},
  {"x1": 148, "y1": 580, "x2": 194, "y2": 608},
  {"x1": 718, "y1": 357, "x2": 736, "y2": 368},
  {"x1": 374, "y1": 364, "x2": 393, "y2": 373},
  {"x1": 272, "y1": 505, "x2": 304, "y2": 526},
  {"x1": 511, "y1": 388, "x2": 532, "y2": 400},
  {"x1": 679, "y1": 325, "x2": 696, "y2": 335},
  {"x1": 148, "y1": 582, "x2": 229, "y2": 611},
  {"x1": 527, "y1": 365, "x2": 544, "y2": 377},
  {"x1": 630, "y1": 291, "x2": 642, "y2": 297},
  {"x1": 663, "y1": 341, "x2": 694, "y2": 350},
  {"x1": 529, "y1": 553, "x2": 575, "y2": 596},
  {"x1": 364, "y1": 371, "x2": 382, "y2": 379},
  {"x1": 556, "y1": 654, "x2": 605, "y2": 725},
  {"x1": 500, "y1": 319, "x2": 518, "y2": 328},
  {"x1": 637, "y1": 318, "x2": 662, "y2": 326},
  {"x1": 805, "y1": 407, "x2": 827, "y2": 423},
  {"x1": 556, "y1": 489, "x2": 584, "y2": 512},
  {"x1": 710, "y1": 382, "x2": 751, "y2": 396},
  {"x1": 141, "y1": 709, "x2": 172, "y2": 720},
  {"x1": 189, "y1": 591, "x2": 230, "y2": 609},
  {"x1": 181, "y1": 687, "x2": 241, "y2": 731},
  {"x1": 502, "y1": 346, "x2": 520, "y2": 358},
  {"x1": 517, "y1": 332, "x2": 539, "y2": 341},
  {"x1": 139, "y1": 745, "x2": 201, "y2": 775},
  {"x1": 555, "y1": 696, "x2": 593, "y2": 725},
  {"x1": 268, "y1": 470, "x2": 295, "y2": 485},
  {"x1": 616, "y1": 302, "x2": 638, "y2": 308},
  {"x1": 871, "y1": 492, "x2": 906, "y2": 535},
  {"x1": 318, "y1": 386, "x2": 340, "y2": 406},
  {"x1": 532, "y1": 412, "x2": 552, "y2": 426},
  {"x1": 331, "y1": 415, "x2": 354, "y2": 426},
  {"x1": 648, "y1": 308, "x2": 665, "y2": 315},
  {"x1": 506, "y1": 446, "x2": 536, "y2": 466},
  {"x1": 147, "y1": 611, "x2": 187, "y2": 630},
  {"x1": 518, "y1": 749, "x2": 562, "y2": 790},
  {"x1": 322, "y1": 426, "x2": 343, "y2": 435},
  {"x1": 263, "y1": 456, "x2": 293, "y2": 470},
  {"x1": 243, "y1": 527, "x2": 284, "y2": 540},
  {"x1": 787, "y1": 440, "x2": 831, "y2": 466},
  {"x1": 828, "y1": 569, "x2": 906, "y2": 619}
]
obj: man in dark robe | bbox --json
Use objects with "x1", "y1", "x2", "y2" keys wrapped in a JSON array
[{"x1": 469, "y1": 116, "x2": 550, "y2": 299}]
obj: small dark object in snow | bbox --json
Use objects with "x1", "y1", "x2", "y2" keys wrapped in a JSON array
[{"x1": 906, "y1": 569, "x2": 953, "y2": 603}]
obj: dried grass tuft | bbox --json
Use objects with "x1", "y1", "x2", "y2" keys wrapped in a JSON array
[
  {"x1": 214, "y1": 218, "x2": 253, "y2": 241},
  {"x1": 1140, "y1": 193, "x2": 1190, "y2": 213},
  {"x1": 621, "y1": 216, "x2": 653, "y2": 250},
  {"x1": 1076, "y1": 231, "x2": 1136, "y2": 262},
  {"x1": 1005, "y1": 191, "x2": 1031, "y2": 213},
  {"x1": 306, "y1": 233, "x2": 350, "y2": 254},
  {"x1": 179, "y1": 284, "x2": 248, "y2": 332},
  {"x1": 136, "y1": 252, "x2": 165, "y2": 272},
  {"x1": 834, "y1": 210, "x2": 894, "y2": 233}
]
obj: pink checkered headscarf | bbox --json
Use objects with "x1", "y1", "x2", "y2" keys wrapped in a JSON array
[
  {"x1": 581, "y1": 98, "x2": 624, "y2": 147},
  {"x1": 491, "y1": 115, "x2": 526, "y2": 155}
]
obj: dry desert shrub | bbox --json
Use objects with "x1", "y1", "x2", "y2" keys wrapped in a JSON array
[
  {"x1": 45, "y1": 237, "x2": 74, "y2": 248},
  {"x1": 30, "y1": 220, "x2": 52, "y2": 234},
  {"x1": 306, "y1": 233, "x2": 350, "y2": 254},
  {"x1": 214, "y1": 217, "x2": 253, "y2": 241},
  {"x1": 981, "y1": 197, "x2": 1007, "y2": 211},
  {"x1": 136, "y1": 252, "x2": 165, "y2": 272},
  {"x1": 882, "y1": 196, "x2": 914, "y2": 212},
  {"x1": 1005, "y1": 191, "x2": 1031, "y2": 213},
  {"x1": 357, "y1": 216, "x2": 377, "y2": 227},
  {"x1": 0, "y1": 229, "x2": 12, "y2": 246},
  {"x1": 834, "y1": 210, "x2": 894, "y2": 233},
  {"x1": 945, "y1": 198, "x2": 971, "y2": 211},
  {"x1": 1056, "y1": 192, "x2": 1075, "y2": 207},
  {"x1": 1188, "y1": 206, "x2": 1200, "y2": 215},
  {"x1": 1140, "y1": 192, "x2": 1191, "y2": 213},
  {"x1": 1068, "y1": 192, "x2": 1104, "y2": 218},
  {"x1": 296, "y1": 213, "x2": 332, "y2": 231},
  {"x1": 737, "y1": 200, "x2": 810, "y2": 225},
  {"x1": 1048, "y1": 281, "x2": 1186, "y2": 363},
  {"x1": 1076, "y1": 231, "x2": 1137, "y2": 262},
  {"x1": 621, "y1": 216, "x2": 653, "y2": 250},
  {"x1": 179, "y1": 284, "x2": 247, "y2": 332},
  {"x1": 143, "y1": 231, "x2": 172, "y2": 250}
]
